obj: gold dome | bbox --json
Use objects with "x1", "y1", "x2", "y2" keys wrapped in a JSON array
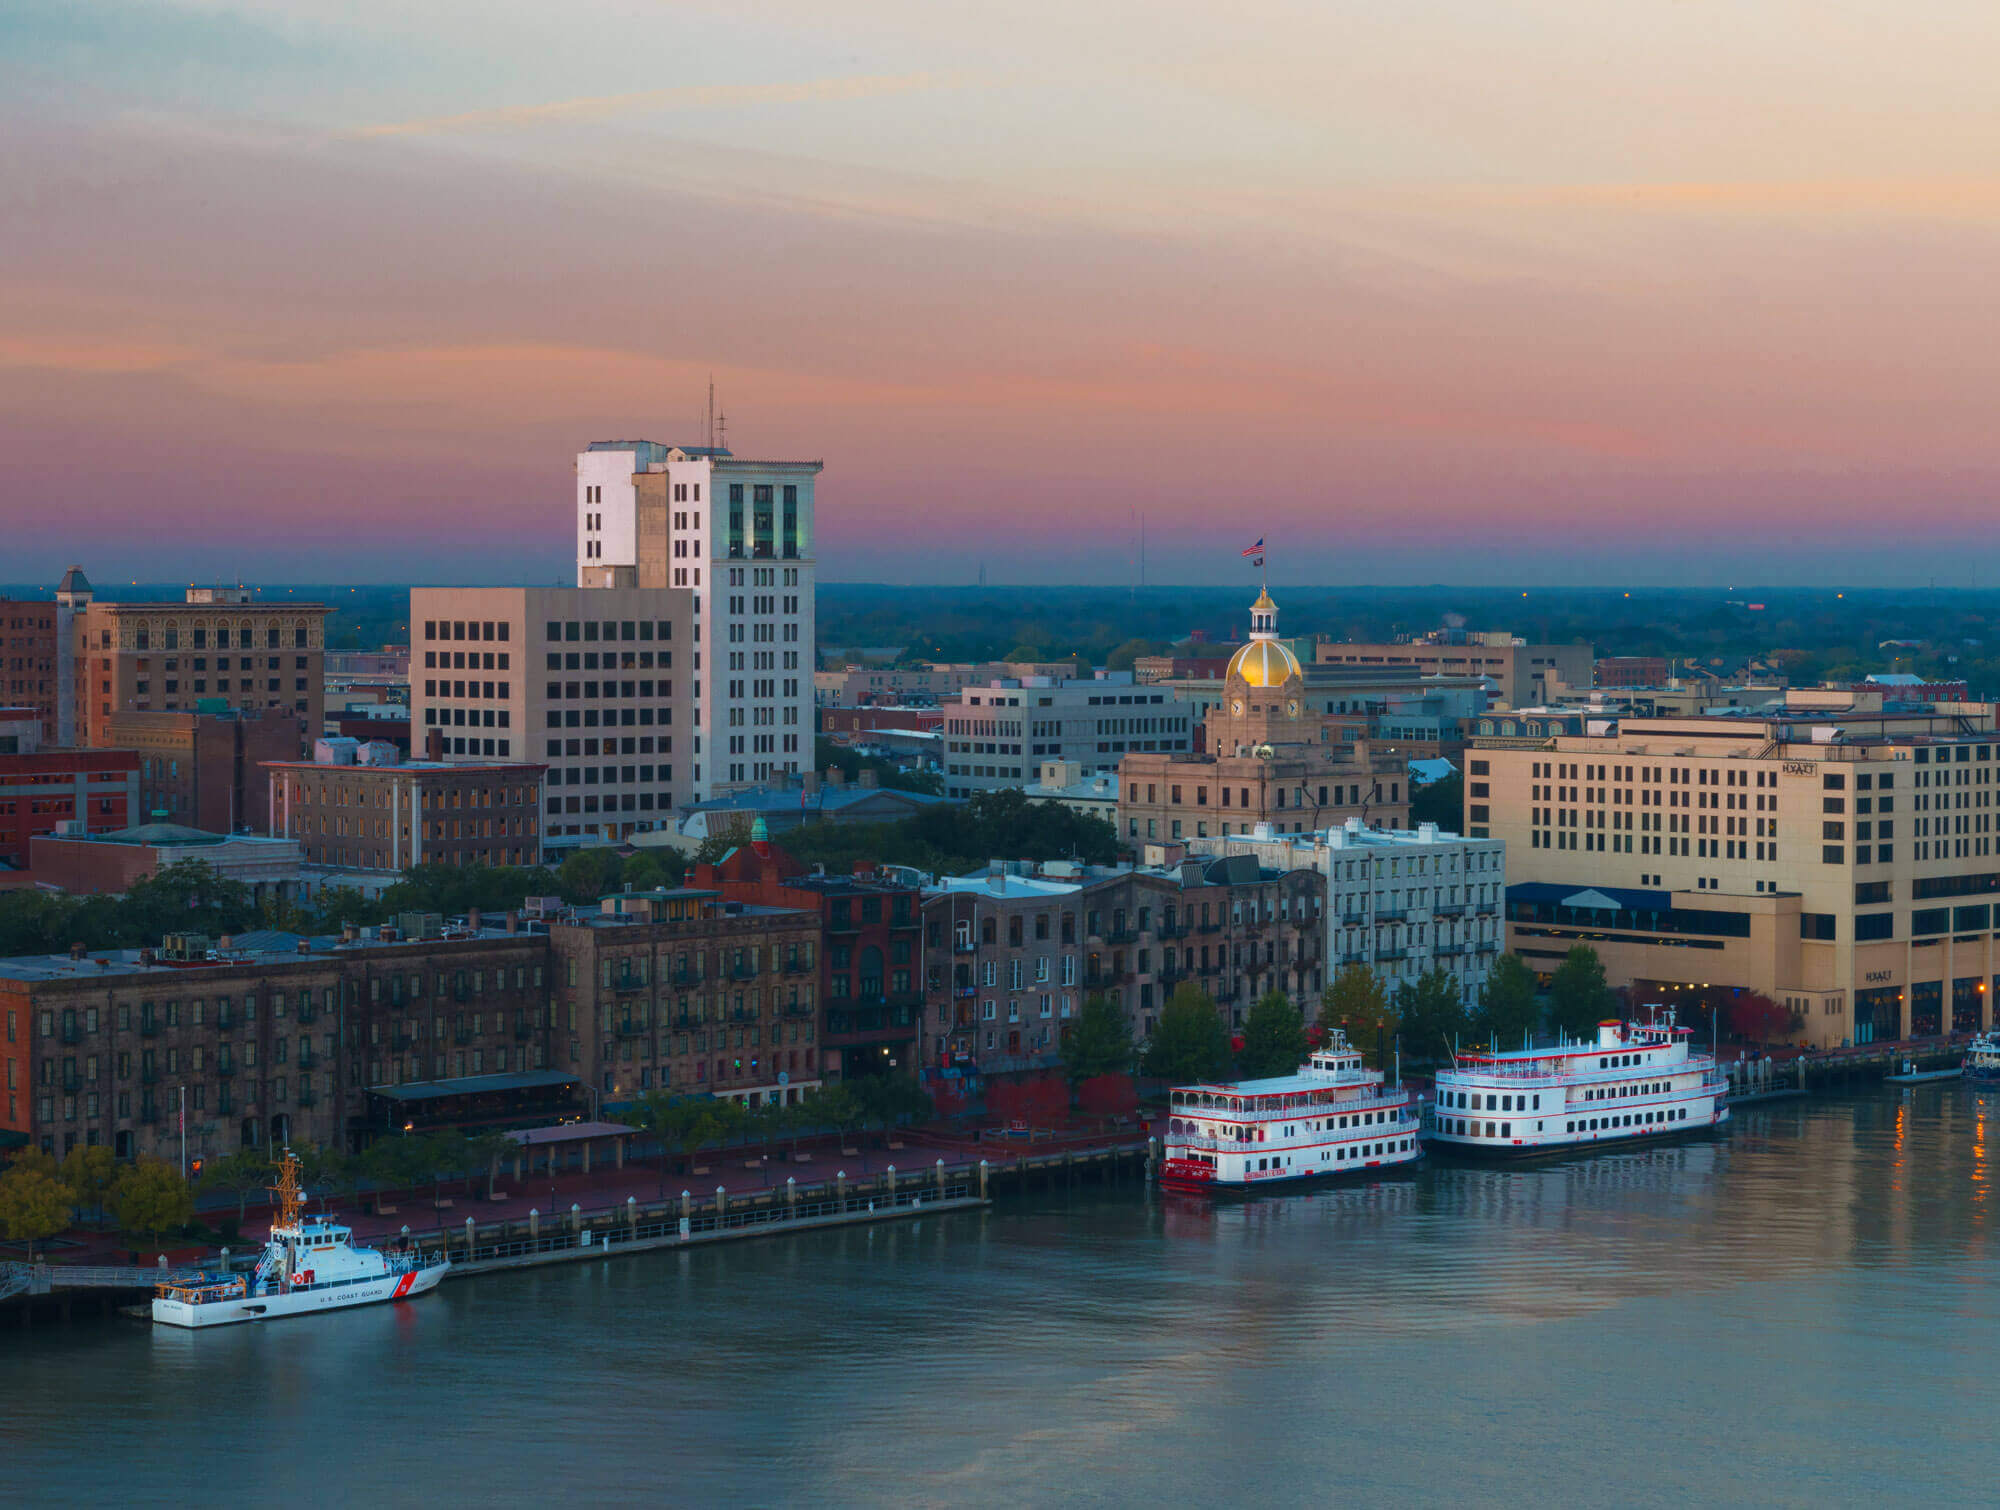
[{"x1": 1227, "y1": 639, "x2": 1302, "y2": 688}]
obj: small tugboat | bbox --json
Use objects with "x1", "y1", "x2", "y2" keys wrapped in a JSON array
[
  {"x1": 1428, "y1": 1011, "x2": 1729, "y2": 1157},
  {"x1": 1158, "y1": 1029, "x2": 1422, "y2": 1192},
  {"x1": 1885, "y1": 1059, "x2": 1962, "y2": 1085},
  {"x1": 1964, "y1": 1029, "x2": 2000, "y2": 1082},
  {"x1": 153, "y1": 1149, "x2": 448, "y2": 1328}
]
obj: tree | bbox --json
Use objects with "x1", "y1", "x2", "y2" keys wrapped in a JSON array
[
  {"x1": 1104, "y1": 637, "x2": 1166, "y2": 672},
  {"x1": 1547, "y1": 945, "x2": 1618, "y2": 1041},
  {"x1": 1727, "y1": 991, "x2": 1791, "y2": 1046},
  {"x1": 556, "y1": 847, "x2": 625, "y2": 906},
  {"x1": 1238, "y1": 991, "x2": 1309, "y2": 1079},
  {"x1": 1002, "y1": 644, "x2": 1043, "y2": 664},
  {"x1": 1061, "y1": 993, "x2": 1134, "y2": 1083},
  {"x1": 1410, "y1": 770, "x2": 1464, "y2": 830},
  {"x1": 463, "y1": 1132, "x2": 518, "y2": 1200},
  {"x1": 618, "y1": 1092, "x2": 685, "y2": 1196},
  {"x1": 1319, "y1": 965, "x2": 1397, "y2": 1067},
  {"x1": 61, "y1": 1144, "x2": 119, "y2": 1227},
  {"x1": 197, "y1": 1148, "x2": 272, "y2": 1227},
  {"x1": 112, "y1": 1158, "x2": 194, "y2": 1245},
  {"x1": 1141, "y1": 983, "x2": 1233, "y2": 1084},
  {"x1": 0, "y1": 1163, "x2": 73, "y2": 1261},
  {"x1": 1396, "y1": 966, "x2": 1469, "y2": 1064},
  {"x1": 1476, "y1": 954, "x2": 1542, "y2": 1049},
  {"x1": 859, "y1": 1075, "x2": 933, "y2": 1136}
]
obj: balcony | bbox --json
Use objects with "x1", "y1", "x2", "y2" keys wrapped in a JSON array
[
  {"x1": 1375, "y1": 910, "x2": 1407, "y2": 924},
  {"x1": 1104, "y1": 929, "x2": 1139, "y2": 946},
  {"x1": 826, "y1": 916, "x2": 861, "y2": 935},
  {"x1": 216, "y1": 1058, "x2": 234, "y2": 1078},
  {"x1": 297, "y1": 1050, "x2": 317, "y2": 1070},
  {"x1": 392, "y1": 1033, "x2": 414, "y2": 1052},
  {"x1": 514, "y1": 1022, "x2": 535, "y2": 1041},
  {"x1": 140, "y1": 1066, "x2": 160, "y2": 1085},
  {"x1": 1476, "y1": 940, "x2": 1499, "y2": 954},
  {"x1": 783, "y1": 1003, "x2": 814, "y2": 1018},
  {"x1": 888, "y1": 990, "x2": 925, "y2": 1011},
  {"x1": 140, "y1": 1020, "x2": 161, "y2": 1039},
  {"x1": 1475, "y1": 904, "x2": 1499, "y2": 917},
  {"x1": 296, "y1": 1004, "x2": 318, "y2": 1025},
  {"x1": 613, "y1": 976, "x2": 646, "y2": 994},
  {"x1": 296, "y1": 1083, "x2": 316, "y2": 1108},
  {"x1": 731, "y1": 965, "x2": 758, "y2": 981},
  {"x1": 1342, "y1": 912, "x2": 1368, "y2": 927},
  {"x1": 1434, "y1": 903, "x2": 1467, "y2": 918},
  {"x1": 954, "y1": 939, "x2": 978, "y2": 953},
  {"x1": 1435, "y1": 943, "x2": 1464, "y2": 958},
  {"x1": 60, "y1": 1023, "x2": 82, "y2": 1045},
  {"x1": 216, "y1": 1091, "x2": 233, "y2": 1116},
  {"x1": 138, "y1": 1104, "x2": 160, "y2": 1124},
  {"x1": 616, "y1": 1020, "x2": 644, "y2": 1037},
  {"x1": 671, "y1": 968, "x2": 697, "y2": 986},
  {"x1": 674, "y1": 1014, "x2": 697, "y2": 1029},
  {"x1": 214, "y1": 1013, "x2": 233, "y2": 1033},
  {"x1": 1375, "y1": 948, "x2": 1409, "y2": 962},
  {"x1": 453, "y1": 1027, "x2": 474, "y2": 1045},
  {"x1": 62, "y1": 1073, "x2": 81, "y2": 1094}
]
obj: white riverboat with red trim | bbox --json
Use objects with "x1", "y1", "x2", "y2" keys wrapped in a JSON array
[
  {"x1": 1427, "y1": 1013, "x2": 1728, "y2": 1157},
  {"x1": 152, "y1": 1150, "x2": 448, "y2": 1328},
  {"x1": 1159, "y1": 1030, "x2": 1422, "y2": 1192}
]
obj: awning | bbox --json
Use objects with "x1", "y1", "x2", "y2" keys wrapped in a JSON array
[
  {"x1": 503, "y1": 1120, "x2": 634, "y2": 1147},
  {"x1": 366, "y1": 1070, "x2": 579, "y2": 1103},
  {"x1": 1507, "y1": 882, "x2": 1671, "y2": 912}
]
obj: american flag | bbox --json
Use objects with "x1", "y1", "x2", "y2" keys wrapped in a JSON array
[{"x1": 1241, "y1": 539, "x2": 1264, "y2": 557}]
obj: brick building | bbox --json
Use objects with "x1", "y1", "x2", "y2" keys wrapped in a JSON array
[
  {"x1": 106, "y1": 707, "x2": 304, "y2": 833},
  {"x1": 264, "y1": 747, "x2": 545, "y2": 872},
  {"x1": 697, "y1": 832, "x2": 924, "y2": 1082},
  {"x1": 27, "y1": 823, "x2": 306, "y2": 903},
  {"x1": 0, "y1": 600, "x2": 57, "y2": 739},
  {"x1": 0, "y1": 920, "x2": 557, "y2": 1161},
  {"x1": 547, "y1": 887, "x2": 821, "y2": 1109},
  {"x1": 51, "y1": 572, "x2": 331, "y2": 748},
  {"x1": 0, "y1": 711, "x2": 139, "y2": 869}
]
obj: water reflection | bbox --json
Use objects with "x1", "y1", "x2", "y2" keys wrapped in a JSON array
[{"x1": 3, "y1": 1090, "x2": 1995, "y2": 1506}]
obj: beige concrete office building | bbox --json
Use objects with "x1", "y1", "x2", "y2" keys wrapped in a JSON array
[
  {"x1": 1468, "y1": 694, "x2": 2000, "y2": 1047},
  {"x1": 407, "y1": 586, "x2": 691, "y2": 851},
  {"x1": 1318, "y1": 631, "x2": 1592, "y2": 708}
]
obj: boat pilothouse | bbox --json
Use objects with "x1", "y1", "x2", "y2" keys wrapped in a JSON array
[
  {"x1": 1966, "y1": 1029, "x2": 2000, "y2": 1082},
  {"x1": 152, "y1": 1149, "x2": 448, "y2": 1328},
  {"x1": 1159, "y1": 1029, "x2": 1422, "y2": 1191},
  {"x1": 1428, "y1": 1012, "x2": 1729, "y2": 1157}
]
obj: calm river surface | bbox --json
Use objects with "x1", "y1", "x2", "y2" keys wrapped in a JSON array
[{"x1": 8, "y1": 1088, "x2": 2000, "y2": 1507}]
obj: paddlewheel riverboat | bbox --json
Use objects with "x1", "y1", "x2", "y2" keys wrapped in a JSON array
[
  {"x1": 1427, "y1": 1013, "x2": 1728, "y2": 1157},
  {"x1": 152, "y1": 1149, "x2": 448, "y2": 1328},
  {"x1": 1159, "y1": 1030, "x2": 1422, "y2": 1191}
]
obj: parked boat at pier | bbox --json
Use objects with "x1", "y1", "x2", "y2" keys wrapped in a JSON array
[
  {"x1": 152, "y1": 1150, "x2": 447, "y2": 1328},
  {"x1": 1427, "y1": 1014, "x2": 1729, "y2": 1157},
  {"x1": 1159, "y1": 1030, "x2": 1422, "y2": 1192},
  {"x1": 1965, "y1": 1030, "x2": 2000, "y2": 1082}
]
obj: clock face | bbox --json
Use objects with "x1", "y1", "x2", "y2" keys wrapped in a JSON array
[
  {"x1": 1231, "y1": 699, "x2": 1244, "y2": 716},
  {"x1": 1286, "y1": 700, "x2": 1299, "y2": 717}
]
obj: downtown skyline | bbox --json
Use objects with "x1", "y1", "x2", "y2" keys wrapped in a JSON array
[{"x1": 6, "y1": 1, "x2": 2000, "y2": 586}]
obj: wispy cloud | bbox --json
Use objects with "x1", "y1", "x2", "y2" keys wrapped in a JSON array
[{"x1": 356, "y1": 71, "x2": 980, "y2": 139}]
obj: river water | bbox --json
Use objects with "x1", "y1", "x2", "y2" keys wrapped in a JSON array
[{"x1": 7, "y1": 1087, "x2": 1999, "y2": 1507}]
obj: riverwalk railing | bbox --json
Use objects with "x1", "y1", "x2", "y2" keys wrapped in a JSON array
[{"x1": 0, "y1": 1261, "x2": 207, "y2": 1298}]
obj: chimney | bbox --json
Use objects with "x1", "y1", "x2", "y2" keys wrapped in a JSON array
[
  {"x1": 218, "y1": 934, "x2": 233, "y2": 952},
  {"x1": 297, "y1": 939, "x2": 311, "y2": 955},
  {"x1": 69, "y1": 941, "x2": 85, "y2": 961},
  {"x1": 469, "y1": 906, "x2": 483, "y2": 930},
  {"x1": 858, "y1": 767, "x2": 878, "y2": 789},
  {"x1": 802, "y1": 771, "x2": 820, "y2": 795},
  {"x1": 139, "y1": 948, "x2": 155, "y2": 967},
  {"x1": 341, "y1": 923, "x2": 359, "y2": 944},
  {"x1": 827, "y1": 767, "x2": 845, "y2": 788},
  {"x1": 505, "y1": 910, "x2": 520, "y2": 935}
]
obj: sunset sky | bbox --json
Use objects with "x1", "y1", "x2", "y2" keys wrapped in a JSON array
[{"x1": 6, "y1": 1, "x2": 2000, "y2": 586}]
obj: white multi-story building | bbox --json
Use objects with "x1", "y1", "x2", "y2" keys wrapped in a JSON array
[
  {"x1": 940, "y1": 671, "x2": 1194, "y2": 798},
  {"x1": 577, "y1": 440, "x2": 819, "y2": 800},
  {"x1": 1196, "y1": 818, "x2": 1507, "y2": 1006}
]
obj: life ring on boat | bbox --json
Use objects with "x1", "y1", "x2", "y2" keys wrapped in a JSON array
[{"x1": 296, "y1": 1269, "x2": 314, "y2": 1286}]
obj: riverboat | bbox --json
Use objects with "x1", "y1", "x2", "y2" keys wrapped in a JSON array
[
  {"x1": 152, "y1": 1150, "x2": 448, "y2": 1328},
  {"x1": 1427, "y1": 1014, "x2": 1728, "y2": 1158},
  {"x1": 1965, "y1": 1030, "x2": 2000, "y2": 1082},
  {"x1": 1159, "y1": 1030, "x2": 1422, "y2": 1192}
]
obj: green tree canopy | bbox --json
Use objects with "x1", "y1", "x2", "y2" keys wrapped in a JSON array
[
  {"x1": 197, "y1": 1148, "x2": 274, "y2": 1225},
  {"x1": 1396, "y1": 966, "x2": 1470, "y2": 1064},
  {"x1": 1410, "y1": 771, "x2": 1464, "y2": 830},
  {"x1": 1476, "y1": 953, "x2": 1542, "y2": 1049},
  {"x1": 61, "y1": 1144, "x2": 119, "y2": 1227},
  {"x1": 1105, "y1": 637, "x2": 1167, "y2": 671},
  {"x1": 0, "y1": 1162, "x2": 73, "y2": 1261},
  {"x1": 1547, "y1": 945, "x2": 1618, "y2": 1041},
  {"x1": 1238, "y1": 991, "x2": 1310, "y2": 1079},
  {"x1": 1061, "y1": 993, "x2": 1135, "y2": 1083},
  {"x1": 1320, "y1": 965, "x2": 1398, "y2": 1068},
  {"x1": 1141, "y1": 983, "x2": 1233, "y2": 1084},
  {"x1": 113, "y1": 1158, "x2": 194, "y2": 1244}
]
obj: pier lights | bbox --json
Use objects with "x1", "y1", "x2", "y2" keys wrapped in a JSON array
[
  {"x1": 570, "y1": 1203, "x2": 580, "y2": 1235},
  {"x1": 465, "y1": 1217, "x2": 475, "y2": 1257},
  {"x1": 936, "y1": 1158, "x2": 947, "y2": 1197},
  {"x1": 715, "y1": 1185, "x2": 727, "y2": 1218},
  {"x1": 786, "y1": 1176, "x2": 797, "y2": 1211},
  {"x1": 626, "y1": 1196, "x2": 637, "y2": 1235},
  {"x1": 528, "y1": 1208, "x2": 539, "y2": 1240}
]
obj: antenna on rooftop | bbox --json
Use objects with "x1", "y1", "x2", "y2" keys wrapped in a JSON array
[{"x1": 705, "y1": 376, "x2": 714, "y2": 451}]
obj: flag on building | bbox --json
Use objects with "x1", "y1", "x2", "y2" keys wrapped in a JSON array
[{"x1": 1241, "y1": 539, "x2": 1264, "y2": 557}]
